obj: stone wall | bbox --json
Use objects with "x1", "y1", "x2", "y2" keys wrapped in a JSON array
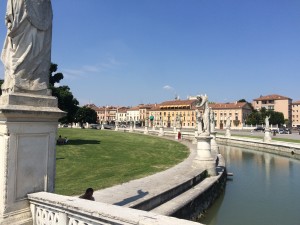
[{"x1": 217, "y1": 136, "x2": 300, "y2": 160}]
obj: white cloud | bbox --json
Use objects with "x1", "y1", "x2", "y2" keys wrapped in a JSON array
[
  {"x1": 62, "y1": 57, "x2": 124, "y2": 79},
  {"x1": 163, "y1": 85, "x2": 173, "y2": 90}
]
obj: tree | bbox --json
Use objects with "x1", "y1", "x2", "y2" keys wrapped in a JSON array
[
  {"x1": 74, "y1": 106, "x2": 97, "y2": 126},
  {"x1": 49, "y1": 63, "x2": 64, "y2": 87},
  {"x1": 51, "y1": 85, "x2": 79, "y2": 124},
  {"x1": 238, "y1": 99, "x2": 247, "y2": 102},
  {"x1": 49, "y1": 63, "x2": 79, "y2": 124},
  {"x1": 245, "y1": 108, "x2": 284, "y2": 126}
]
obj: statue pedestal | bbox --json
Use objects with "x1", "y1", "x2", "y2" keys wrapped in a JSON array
[
  {"x1": 0, "y1": 93, "x2": 64, "y2": 225},
  {"x1": 194, "y1": 135, "x2": 216, "y2": 176},
  {"x1": 192, "y1": 130, "x2": 198, "y2": 144},
  {"x1": 173, "y1": 126, "x2": 176, "y2": 133},
  {"x1": 263, "y1": 130, "x2": 272, "y2": 142},
  {"x1": 158, "y1": 127, "x2": 164, "y2": 136},
  {"x1": 210, "y1": 131, "x2": 219, "y2": 154},
  {"x1": 225, "y1": 128, "x2": 231, "y2": 138},
  {"x1": 144, "y1": 126, "x2": 149, "y2": 134},
  {"x1": 129, "y1": 125, "x2": 133, "y2": 132}
]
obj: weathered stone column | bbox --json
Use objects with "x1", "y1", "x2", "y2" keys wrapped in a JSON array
[
  {"x1": 0, "y1": 93, "x2": 64, "y2": 224},
  {"x1": 115, "y1": 122, "x2": 119, "y2": 131},
  {"x1": 225, "y1": 128, "x2": 231, "y2": 138},
  {"x1": 158, "y1": 126, "x2": 164, "y2": 137},
  {"x1": 263, "y1": 129, "x2": 272, "y2": 142},
  {"x1": 129, "y1": 122, "x2": 133, "y2": 132},
  {"x1": 210, "y1": 131, "x2": 219, "y2": 155},
  {"x1": 144, "y1": 126, "x2": 149, "y2": 134},
  {"x1": 194, "y1": 136, "x2": 216, "y2": 176},
  {"x1": 192, "y1": 130, "x2": 198, "y2": 144}
]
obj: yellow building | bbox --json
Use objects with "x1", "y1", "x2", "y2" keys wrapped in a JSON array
[
  {"x1": 148, "y1": 99, "x2": 252, "y2": 129},
  {"x1": 292, "y1": 101, "x2": 300, "y2": 128},
  {"x1": 210, "y1": 102, "x2": 252, "y2": 129},
  {"x1": 149, "y1": 100, "x2": 198, "y2": 128}
]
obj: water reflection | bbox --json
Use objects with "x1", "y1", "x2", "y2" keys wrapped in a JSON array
[{"x1": 199, "y1": 145, "x2": 300, "y2": 225}]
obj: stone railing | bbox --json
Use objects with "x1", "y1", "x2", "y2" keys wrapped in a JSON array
[{"x1": 28, "y1": 192, "x2": 202, "y2": 225}]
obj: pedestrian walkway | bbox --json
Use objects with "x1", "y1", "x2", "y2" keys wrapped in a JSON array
[{"x1": 93, "y1": 139, "x2": 206, "y2": 209}]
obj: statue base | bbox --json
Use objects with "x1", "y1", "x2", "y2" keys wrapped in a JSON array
[
  {"x1": 194, "y1": 135, "x2": 216, "y2": 176},
  {"x1": 210, "y1": 131, "x2": 219, "y2": 154},
  {"x1": 263, "y1": 130, "x2": 272, "y2": 142},
  {"x1": 225, "y1": 128, "x2": 231, "y2": 138},
  {"x1": 144, "y1": 126, "x2": 149, "y2": 134},
  {"x1": 0, "y1": 93, "x2": 64, "y2": 224},
  {"x1": 158, "y1": 127, "x2": 164, "y2": 136},
  {"x1": 192, "y1": 131, "x2": 198, "y2": 144},
  {"x1": 129, "y1": 125, "x2": 133, "y2": 132}
]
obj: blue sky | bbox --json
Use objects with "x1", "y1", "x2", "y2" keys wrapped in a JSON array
[{"x1": 0, "y1": 0, "x2": 299, "y2": 106}]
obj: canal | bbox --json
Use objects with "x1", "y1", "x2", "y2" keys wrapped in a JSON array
[{"x1": 199, "y1": 145, "x2": 300, "y2": 225}]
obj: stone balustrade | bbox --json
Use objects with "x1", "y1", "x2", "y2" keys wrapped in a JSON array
[{"x1": 28, "y1": 192, "x2": 201, "y2": 225}]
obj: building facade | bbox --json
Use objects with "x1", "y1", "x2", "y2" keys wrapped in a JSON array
[
  {"x1": 292, "y1": 101, "x2": 300, "y2": 128},
  {"x1": 210, "y1": 102, "x2": 253, "y2": 129},
  {"x1": 252, "y1": 94, "x2": 292, "y2": 123},
  {"x1": 149, "y1": 100, "x2": 198, "y2": 128}
]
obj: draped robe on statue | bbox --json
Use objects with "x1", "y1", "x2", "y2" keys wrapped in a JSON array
[{"x1": 1, "y1": 0, "x2": 52, "y2": 93}]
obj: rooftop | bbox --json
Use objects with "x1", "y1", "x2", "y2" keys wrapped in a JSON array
[{"x1": 253, "y1": 94, "x2": 291, "y2": 101}]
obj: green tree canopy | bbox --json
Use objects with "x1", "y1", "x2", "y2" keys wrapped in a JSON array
[
  {"x1": 74, "y1": 106, "x2": 97, "y2": 126},
  {"x1": 49, "y1": 63, "x2": 64, "y2": 87},
  {"x1": 245, "y1": 108, "x2": 284, "y2": 126},
  {"x1": 49, "y1": 63, "x2": 79, "y2": 124}
]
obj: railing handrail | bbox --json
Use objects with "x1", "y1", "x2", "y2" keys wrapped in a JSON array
[{"x1": 28, "y1": 192, "x2": 202, "y2": 225}]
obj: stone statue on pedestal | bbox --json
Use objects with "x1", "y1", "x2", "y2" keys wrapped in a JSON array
[
  {"x1": 196, "y1": 94, "x2": 210, "y2": 136},
  {"x1": 265, "y1": 115, "x2": 270, "y2": 130},
  {"x1": 210, "y1": 108, "x2": 215, "y2": 133},
  {"x1": 225, "y1": 116, "x2": 231, "y2": 129},
  {"x1": 176, "y1": 114, "x2": 181, "y2": 129},
  {"x1": 196, "y1": 109, "x2": 203, "y2": 134},
  {"x1": 1, "y1": 0, "x2": 53, "y2": 94}
]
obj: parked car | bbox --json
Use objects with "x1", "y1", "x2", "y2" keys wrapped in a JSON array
[
  {"x1": 284, "y1": 128, "x2": 292, "y2": 134},
  {"x1": 103, "y1": 124, "x2": 114, "y2": 130},
  {"x1": 271, "y1": 129, "x2": 279, "y2": 133},
  {"x1": 254, "y1": 127, "x2": 265, "y2": 132},
  {"x1": 279, "y1": 128, "x2": 292, "y2": 134}
]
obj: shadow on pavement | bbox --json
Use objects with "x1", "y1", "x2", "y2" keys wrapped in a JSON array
[{"x1": 114, "y1": 190, "x2": 149, "y2": 206}]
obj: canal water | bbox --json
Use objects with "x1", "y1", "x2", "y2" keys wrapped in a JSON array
[{"x1": 198, "y1": 145, "x2": 300, "y2": 225}]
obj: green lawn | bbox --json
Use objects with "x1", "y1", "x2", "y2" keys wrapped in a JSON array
[{"x1": 55, "y1": 129, "x2": 189, "y2": 195}]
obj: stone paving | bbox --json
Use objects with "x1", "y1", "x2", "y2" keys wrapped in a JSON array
[{"x1": 93, "y1": 138, "x2": 205, "y2": 208}]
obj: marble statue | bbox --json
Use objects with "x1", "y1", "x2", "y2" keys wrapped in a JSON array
[
  {"x1": 1, "y1": 0, "x2": 53, "y2": 94},
  {"x1": 265, "y1": 115, "x2": 270, "y2": 129},
  {"x1": 196, "y1": 94, "x2": 210, "y2": 135},
  {"x1": 176, "y1": 114, "x2": 181, "y2": 128},
  {"x1": 225, "y1": 116, "x2": 231, "y2": 129},
  {"x1": 196, "y1": 109, "x2": 203, "y2": 134},
  {"x1": 210, "y1": 108, "x2": 215, "y2": 133}
]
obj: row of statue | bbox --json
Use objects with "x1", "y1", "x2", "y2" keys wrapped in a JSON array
[{"x1": 195, "y1": 94, "x2": 231, "y2": 136}]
